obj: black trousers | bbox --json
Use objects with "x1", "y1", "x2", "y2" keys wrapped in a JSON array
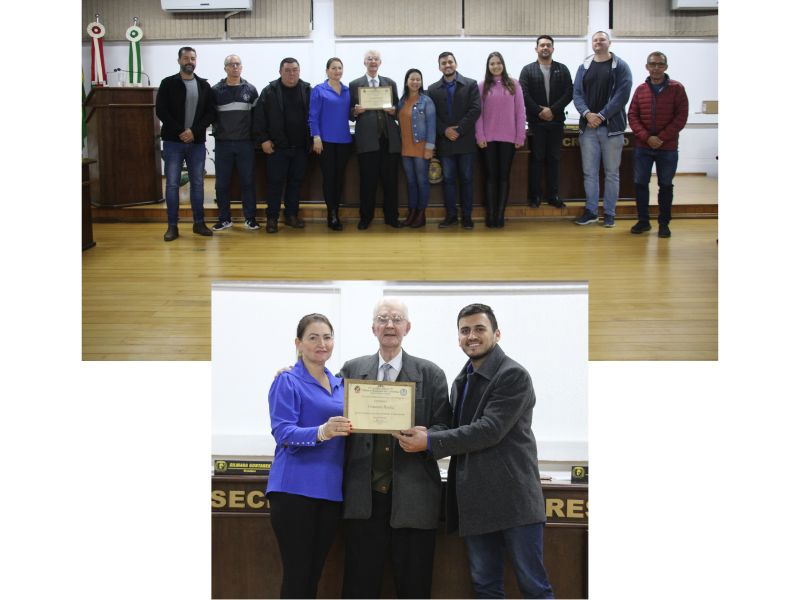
[
  {"x1": 266, "y1": 148, "x2": 308, "y2": 219},
  {"x1": 528, "y1": 123, "x2": 565, "y2": 200},
  {"x1": 318, "y1": 142, "x2": 352, "y2": 211},
  {"x1": 268, "y1": 491, "x2": 341, "y2": 599},
  {"x1": 357, "y1": 138, "x2": 399, "y2": 224},
  {"x1": 341, "y1": 490, "x2": 437, "y2": 599},
  {"x1": 482, "y1": 141, "x2": 516, "y2": 187}
]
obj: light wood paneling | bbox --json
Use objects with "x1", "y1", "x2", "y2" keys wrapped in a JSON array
[
  {"x1": 227, "y1": 0, "x2": 310, "y2": 39},
  {"x1": 465, "y1": 0, "x2": 587, "y2": 37},
  {"x1": 82, "y1": 218, "x2": 717, "y2": 361},
  {"x1": 613, "y1": 0, "x2": 717, "y2": 38},
  {"x1": 82, "y1": 0, "x2": 224, "y2": 42},
  {"x1": 334, "y1": 0, "x2": 461, "y2": 36}
]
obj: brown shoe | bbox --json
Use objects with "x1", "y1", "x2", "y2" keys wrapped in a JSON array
[
  {"x1": 410, "y1": 209, "x2": 426, "y2": 228},
  {"x1": 285, "y1": 214, "x2": 305, "y2": 228},
  {"x1": 402, "y1": 209, "x2": 417, "y2": 227},
  {"x1": 266, "y1": 218, "x2": 279, "y2": 234}
]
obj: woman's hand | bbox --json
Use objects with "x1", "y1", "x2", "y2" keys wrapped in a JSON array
[
  {"x1": 424, "y1": 148, "x2": 433, "y2": 160},
  {"x1": 312, "y1": 137, "x2": 323, "y2": 154},
  {"x1": 319, "y1": 416, "x2": 351, "y2": 440}
]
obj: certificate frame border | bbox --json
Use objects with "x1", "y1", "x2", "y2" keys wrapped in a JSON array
[{"x1": 343, "y1": 378, "x2": 416, "y2": 433}]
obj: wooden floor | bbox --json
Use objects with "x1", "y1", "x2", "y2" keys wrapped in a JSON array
[{"x1": 83, "y1": 210, "x2": 718, "y2": 361}]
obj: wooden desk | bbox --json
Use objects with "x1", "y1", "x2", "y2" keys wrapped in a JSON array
[
  {"x1": 227, "y1": 131, "x2": 632, "y2": 209},
  {"x1": 211, "y1": 475, "x2": 587, "y2": 599}
]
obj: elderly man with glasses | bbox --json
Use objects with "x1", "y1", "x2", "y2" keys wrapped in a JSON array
[{"x1": 338, "y1": 297, "x2": 451, "y2": 598}]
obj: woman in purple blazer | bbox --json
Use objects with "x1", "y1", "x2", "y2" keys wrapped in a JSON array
[{"x1": 267, "y1": 313, "x2": 351, "y2": 598}]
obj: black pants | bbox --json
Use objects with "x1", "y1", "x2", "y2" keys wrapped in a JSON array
[
  {"x1": 357, "y1": 138, "x2": 399, "y2": 224},
  {"x1": 318, "y1": 142, "x2": 352, "y2": 211},
  {"x1": 482, "y1": 141, "x2": 516, "y2": 188},
  {"x1": 528, "y1": 123, "x2": 564, "y2": 200},
  {"x1": 265, "y1": 148, "x2": 308, "y2": 219},
  {"x1": 341, "y1": 490, "x2": 437, "y2": 599},
  {"x1": 268, "y1": 491, "x2": 341, "y2": 599}
]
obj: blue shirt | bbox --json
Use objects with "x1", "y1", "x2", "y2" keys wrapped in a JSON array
[
  {"x1": 267, "y1": 359, "x2": 345, "y2": 501},
  {"x1": 308, "y1": 80, "x2": 352, "y2": 143}
]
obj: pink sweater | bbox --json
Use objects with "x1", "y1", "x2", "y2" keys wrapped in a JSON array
[{"x1": 475, "y1": 77, "x2": 527, "y2": 146}]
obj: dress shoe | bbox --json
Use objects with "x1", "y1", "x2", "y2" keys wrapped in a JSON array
[
  {"x1": 163, "y1": 224, "x2": 179, "y2": 242},
  {"x1": 528, "y1": 195, "x2": 542, "y2": 208},
  {"x1": 438, "y1": 214, "x2": 458, "y2": 228},
  {"x1": 462, "y1": 217, "x2": 474, "y2": 230},
  {"x1": 192, "y1": 222, "x2": 213, "y2": 236},
  {"x1": 410, "y1": 209, "x2": 426, "y2": 228},
  {"x1": 658, "y1": 224, "x2": 672, "y2": 238},
  {"x1": 547, "y1": 196, "x2": 566, "y2": 209},
  {"x1": 630, "y1": 220, "x2": 652, "y2": 234},
  {"x1": 386, "y1": 220, "x2": 403, "y2": 229},
  {"x1": 327, "y1": 209, "x2": 343, "y2": 231},
  {"x1": 285, "y1": 214, "x2": 305, "y2": 228},
  {"x1": 357, "y1": 220, "x2": 370, "y2": 230},
  {"x1": 266, "y1": 218, "x2": 278, "y2": 234}
]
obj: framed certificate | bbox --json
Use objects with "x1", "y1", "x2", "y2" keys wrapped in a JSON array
[
  {"x1": 344, "y1": 379, "x2": 416, "y2": 433},
  {"x1": 358, "y1": 86, "x2": 393, "y2": 110}
]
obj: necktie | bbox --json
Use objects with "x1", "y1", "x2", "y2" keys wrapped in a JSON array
[
  {"x1": 371, "y1": 78, "x2": 378, "y2": 88},
  {"x1": 381, "y1": 363, "x2": 394, "y2": 382}
]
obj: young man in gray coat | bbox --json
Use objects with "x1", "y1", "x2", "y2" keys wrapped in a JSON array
[
  {"x1": 339, "y1": 297, "x2": 451, "y2": 598},
  {"x1": 397, "y1": 303, "x2": 553, "y2": 599}
]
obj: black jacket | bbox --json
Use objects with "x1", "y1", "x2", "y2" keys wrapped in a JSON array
[
  {"x1": 427, "y1": 72, "x2": 481, "y2": 156},
  {"x1": 518, "y1": 60, "x2": 573, "y2": 126},
  {"x1": 155, "y1": 73, "x2": 215, "y2": 143},
  {"x1": 252, "y1": 78, "x2": 312, "y2": 151}
]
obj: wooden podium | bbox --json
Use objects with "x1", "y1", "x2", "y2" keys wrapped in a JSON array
[{"x1": 84, "y1": 87, "x2": 163, "y2": 207}]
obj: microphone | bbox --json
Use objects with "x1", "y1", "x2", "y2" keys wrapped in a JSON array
[{"x1": 113, "y1": 67, "x2": 151, "y2": 86}]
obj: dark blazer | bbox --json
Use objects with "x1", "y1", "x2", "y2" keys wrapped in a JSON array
[
  {"x1": 427, "y1": 72, "x2": 481, "y2": 156},
  {"x1": 155, "y1": 73, "x2": 215, "y2": 143},
  {"x1": 339, "y1": 350, "x2": 451, "y2": 529},
  {"x1": 428, "y1": 345, "x2": 546, "y2": 536},
  {"x1": 518, "y1": 60, "x2": 574, "y2": 126},
  {"x1": 348, "y1": 75, "x2": 401, "y2": 154},
  {"x1": 252, "y1": 78, "x2": 312, "y2": 151}
]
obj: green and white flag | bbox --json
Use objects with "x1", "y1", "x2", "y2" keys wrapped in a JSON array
[{"x1": 126, "y1": 20, "x2": 144, "y2": 86}]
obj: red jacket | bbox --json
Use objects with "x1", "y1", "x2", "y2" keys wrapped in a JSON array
[{"x1": 628, "y1": 76, "x2": 688, "y2": 151}]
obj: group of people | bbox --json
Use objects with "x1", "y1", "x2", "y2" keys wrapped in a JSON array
[
  {"x1": 155, "y1": 31, "x2": 688, "y2": 241},
  {"x1": 267, "y1": 298, "x2": 553, "y2": 599}
]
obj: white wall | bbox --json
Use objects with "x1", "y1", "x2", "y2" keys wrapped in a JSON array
[
  {"x1": 82, "y1": 0, "x2": 717, "y2": 175},
  {"x1": 211, "y1": 281, "x2": 588, "y2": 465}
]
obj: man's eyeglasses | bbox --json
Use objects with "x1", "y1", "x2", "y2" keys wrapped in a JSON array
[{"x1": 374, "y1": 315, "x2": 406, "y2": 325}]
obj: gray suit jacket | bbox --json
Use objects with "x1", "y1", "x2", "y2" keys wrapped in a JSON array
[
  {"x1": 348, "y1": 75, "x2": 401, "y2": 154},
  {"x1": 339, "y1": 350, "x2": 451, "y2": 529},
  {"x1": 428, "y1": 345, "x2": 546, "y2": 536}
]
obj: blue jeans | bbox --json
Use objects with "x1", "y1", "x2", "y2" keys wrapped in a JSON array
[
  {"x1": 214, "y1": 140, "x2": 256, "y2": 222},
  {"x1": 440, "y1": 152, "x2": 475, "y2": 218},
  {"x1": 578, "y1": 127, "x2": 624, "y2": 216},
  {"x1": 464, "y1": 522, "x2": 553, "y2": 599},
  {"x1": 633, "y1": 146, "x2": 679, "y2": 225},
  {"x1": 163, "y1": 140, "x2": 206, "y2": 225},
  {"x1": 266, "y1": 148, "x2": 308, "y2": 219},
  {"x1": 401, "y1": 156, "x2": 431, "y2": 210}
]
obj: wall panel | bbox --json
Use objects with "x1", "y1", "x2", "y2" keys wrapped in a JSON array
[
  {"x1": 333, "y1": 0, "x2": 461, "y2": 36},
  {"x1": 464, "y1": 0, "x2": 588, "y2": 37},
  {"x1": 82, "y1": 0, "x2": 223, "y2": 41},
  {"x1": 614, "y1": 0, "x2": 717, "y2": 37}
]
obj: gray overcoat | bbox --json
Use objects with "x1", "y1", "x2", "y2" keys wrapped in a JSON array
[{"x1": 428, "y1": 345, "x2": 546, "y2": 536}]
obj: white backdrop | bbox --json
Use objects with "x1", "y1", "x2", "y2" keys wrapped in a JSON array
[{"x1": 212, "y1": 280, "x2": 588, "y2": 464}]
